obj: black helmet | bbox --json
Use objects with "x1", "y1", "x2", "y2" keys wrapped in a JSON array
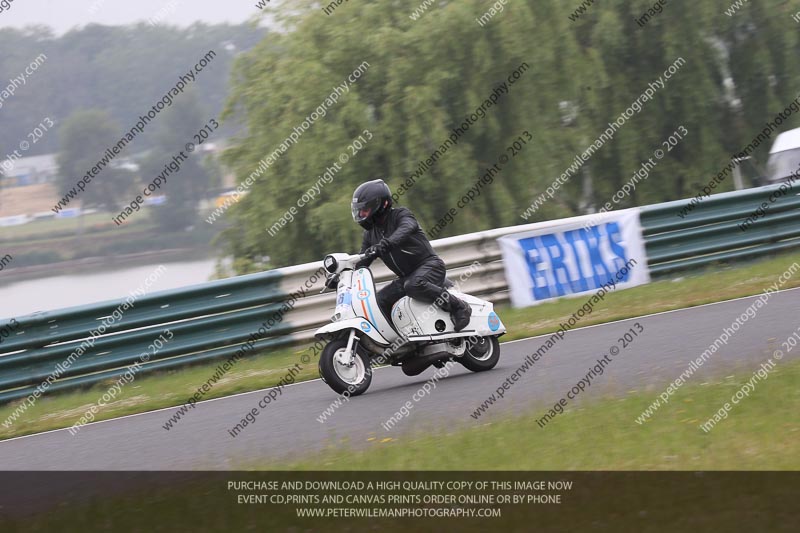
[{"x1": 351, "y1": 179, "x2": 392, "y2": 230}]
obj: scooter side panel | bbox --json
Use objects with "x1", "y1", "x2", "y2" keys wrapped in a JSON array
[
  {"x1": 390, "y1": 298, "x2": 422, "y2": 338},
  {"x1": 394, "y1": 291, "x2": 506, "y2": 340},
  {"x1": 452, "y1": 291, "x2": 506, "y2": 336}
]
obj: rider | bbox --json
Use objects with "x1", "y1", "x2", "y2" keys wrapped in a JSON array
[{"x1": 351, "y1": 179, "x2": 472, "y2": 332}]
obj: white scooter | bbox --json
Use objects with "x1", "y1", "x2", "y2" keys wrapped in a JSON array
[{"x1": 314, "y1": 250, "x2": 506, "y2": 396}]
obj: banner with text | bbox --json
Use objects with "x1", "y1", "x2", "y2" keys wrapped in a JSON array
[{"x1": 498, "y1": 209, "x2": 650, "y2": 307}]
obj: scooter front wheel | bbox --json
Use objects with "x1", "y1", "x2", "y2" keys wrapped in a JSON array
[
  {"x1": 459, "y1": 336, "x2": 500, "y2": 372},
  {"x1": 318, "y1": 338, "x2": 373, "y2": 396}
]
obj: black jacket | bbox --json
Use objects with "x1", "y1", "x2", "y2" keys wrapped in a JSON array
[{"x1": 359, "y1": 207, "x2": 437, "y2": 277}]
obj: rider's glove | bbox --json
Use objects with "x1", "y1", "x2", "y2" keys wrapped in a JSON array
[
  {"x1": 356, "y1": 247, "x2": 378, "y2": 269},
  {"x1": 375, "y1": 238, "x2": 391, "y2": 255},
  {"x1": 364, "y1": 245, "x2": 380, "y2": 260}
]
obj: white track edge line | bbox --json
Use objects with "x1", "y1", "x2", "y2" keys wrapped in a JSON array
[{"x1": 2, "y1": 286, "x2": 797, "y2": 444}]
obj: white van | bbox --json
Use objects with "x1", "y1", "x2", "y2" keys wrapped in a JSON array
[{"x1": 765, "y1": 127, "x2": 800, "y2": 185}]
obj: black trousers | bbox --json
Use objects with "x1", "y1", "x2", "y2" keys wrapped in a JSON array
[{"x1": 377, "y1": 256, "x2": 451, "y2": 320}]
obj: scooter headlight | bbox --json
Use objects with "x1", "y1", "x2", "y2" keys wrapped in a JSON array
[{"x1": 323, "y1": 255, "x2": 338, "y2": 273}]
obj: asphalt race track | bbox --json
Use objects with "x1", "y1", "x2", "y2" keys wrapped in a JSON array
[{"x1": 1, "y1": 288, "x2": 797, "y2": 470}]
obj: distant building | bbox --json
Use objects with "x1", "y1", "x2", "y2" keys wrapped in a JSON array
[{"x1": 0, "y1": 153, "x2": 58, "y2": 187}]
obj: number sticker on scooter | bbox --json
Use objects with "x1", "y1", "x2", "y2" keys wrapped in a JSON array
[
  {"x1": 357, "y1": 290, "x2": 371, "y2": 300},
  {"x1": 360, "y1": 321, "x2": 372, "y2": 332},
  {"x1": 336, "y1": 293, "x2": 352, "y2": 305}
]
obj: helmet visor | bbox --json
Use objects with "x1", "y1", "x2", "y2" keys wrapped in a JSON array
[{"x1": 351, "y1": 197, "x2": 381, "y2": 223}]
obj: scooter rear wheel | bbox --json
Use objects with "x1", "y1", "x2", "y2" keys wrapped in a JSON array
[
  {"x1": 318, "y1": 338, "x2": 373, "y2": 396},
  {"x1": 459, "y1": 336, "x2": 500, "y2": 372}
]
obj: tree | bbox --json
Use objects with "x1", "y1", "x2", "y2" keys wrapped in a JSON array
[
  {"x1": 56, "y1": 109, "x2": 134, "y2": 210},
  {"x1": 139, "y1": 90, "x2": 213, "y2": 231},
  {"x1": 0, "y1": 23, "x2": 267, "y2": 158},
  {"x1": 221, "y1": 0, "x2": 553, "y2": 272},
  {"x1": 220, "y1": 0, "x2": 800, "y2": 273}
]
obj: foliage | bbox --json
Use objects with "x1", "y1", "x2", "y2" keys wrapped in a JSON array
[
  {"x1": 0, "y1": 22, "x2": 267, "y2": 158},
  {"x1": 138, "y1": 90, "x2": 212, "y2": 231},
  {"x1": 221, "y1": 0, "x2": 800, "y2": 272},
  {"x1": 56, "y1": 109, "x2": 135, "y2": 209}
]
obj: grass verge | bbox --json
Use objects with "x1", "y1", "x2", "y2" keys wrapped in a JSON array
[
  {"x1": 276, "y1": 358, "x2": 800, "y2": 470},
  {"x1": 1, "y1": 251, "x2": 799, "y2": 441},
  {"x1": 6, "y1": 359, "x2": 798, "y2": 532}
]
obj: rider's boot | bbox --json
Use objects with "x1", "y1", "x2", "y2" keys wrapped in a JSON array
[{"x1": 439, "y1": 293, "x2": 471, "y2": 332}]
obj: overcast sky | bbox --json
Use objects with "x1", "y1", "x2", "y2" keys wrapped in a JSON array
[{"x1": 0, "y1": 0, "x2": 270, "y2": 34}]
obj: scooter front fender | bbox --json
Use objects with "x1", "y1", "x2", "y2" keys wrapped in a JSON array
[{"x1": 315, "y1": 318, "x2": 391, "y2": 345}]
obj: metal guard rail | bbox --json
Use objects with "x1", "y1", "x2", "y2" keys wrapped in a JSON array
[{"x1": 1, "y1": 182, "x2": 798, "y2": 402}]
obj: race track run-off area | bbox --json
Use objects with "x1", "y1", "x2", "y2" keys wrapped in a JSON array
[{"x1": 0, "y1": 288, "x2": 797, "y2": 470}]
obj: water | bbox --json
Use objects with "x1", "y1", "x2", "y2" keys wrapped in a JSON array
[{"x1": 0, "y1": 258, "x2": 219, "y2": 319}]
